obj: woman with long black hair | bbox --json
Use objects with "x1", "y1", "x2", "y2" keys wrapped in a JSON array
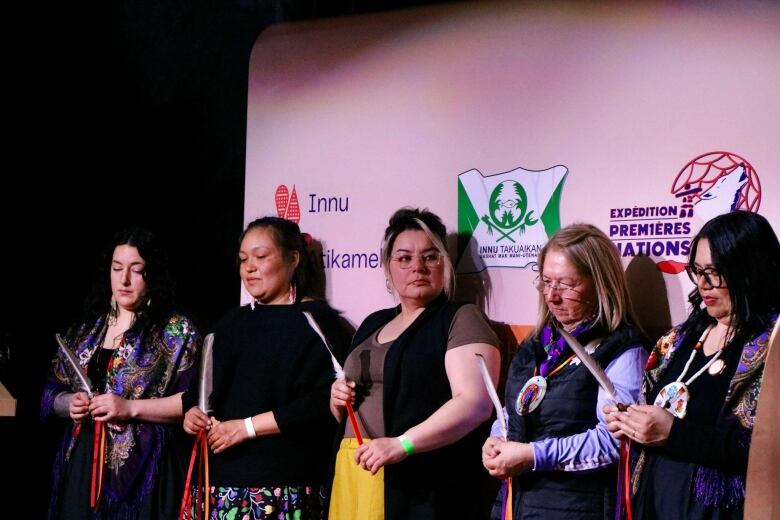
[
  {"x1": 606, "y1": 211, "x2": 780, "y2": 519},
  {"x1": 42, "y1": 228, "x2": 202, "y2": 519}
]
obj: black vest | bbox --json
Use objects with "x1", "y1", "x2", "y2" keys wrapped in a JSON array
[
  {"x1": 352, "y1": 295, "x2": 492, "y2": 520},
  {"x1": 501, "y1": 323, "x2": 645, "y2": 520}
]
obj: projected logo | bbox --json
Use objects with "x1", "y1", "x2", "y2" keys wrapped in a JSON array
[
  {"x1": 482, "y1": 181, "x2": 538, "y2": 241},
  {"x1": 457, "y1": 165, "x2": 568, "y2": 272},
  {"x1": 274, "y1": 184, "x2": 301, "y2": 223},
  {"x1": 671, "y1": 151, "x2": 760, "y2": 222},
  {"x1": 607, "y1": 151, "x2": 762, "y2": 274}
]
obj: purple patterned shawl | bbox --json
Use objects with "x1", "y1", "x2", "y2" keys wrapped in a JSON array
[{"x1": 41, "y1": 313, "x2": 201, "y2": 518}]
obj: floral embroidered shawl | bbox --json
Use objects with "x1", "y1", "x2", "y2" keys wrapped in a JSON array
[{"x1": 41, "y1": 313, "x2": 200, "y2": 516}]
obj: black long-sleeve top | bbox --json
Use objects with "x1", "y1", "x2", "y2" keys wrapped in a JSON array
[
  {"x1": 183, "y1": 299, "x2": 350, "y2": 487},
  {"x1": 645, "y1": 329, "x2": 747, "y2": 474},
  {"x1": 631, "y1": 316, "x2": 776, "y2": 518}
]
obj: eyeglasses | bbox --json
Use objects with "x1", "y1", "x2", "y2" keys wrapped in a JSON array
[
  {"x1": 390, "y1": 252, "x2": 442, "y2": 270},
  {"x1": 532, "y1": 276, "x2": 582, "y2": 298},
  {"x1": 685, "y1": 265, "x2": 724, "y2": 289}
]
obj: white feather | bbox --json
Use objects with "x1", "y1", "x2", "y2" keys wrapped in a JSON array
[
  {"x1": 476, "y1": 353, "x2": 506, "y2": 441},
  {"x1": 198, "y1": 333, "x2": 215, "y2": 413},
  {"x1": 303, "y1": 311, "x2": 345, "y2": 380},
  {"x1": 55, "y1": 334, "x2": 95, "y2": 398},
  {"x1": 559, "y1": 329, "x2": 618, "y2": 402}
]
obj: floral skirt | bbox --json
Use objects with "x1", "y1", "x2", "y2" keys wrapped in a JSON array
[{"x1": 206, "y1": 484, "x2": 324, "y2": 520}]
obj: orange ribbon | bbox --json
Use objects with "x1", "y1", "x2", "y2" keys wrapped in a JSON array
[{"x1": 505, "y1": 476, "x2": 513, "y2": 520}]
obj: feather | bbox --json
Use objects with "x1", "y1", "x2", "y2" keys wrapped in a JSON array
[
  {"x1": 198, "y1": 333, "x2": 214, "y2": 413},
  {"x1": 55, "y1": 334, "x2": 94, "y2": 398},
  {"x1": 769, "y1": 315, "x2": 780, "y2": 354},
  {"x1": 476, "y1": 353, "x2": 506, "y2": 440},
  {"x1": 558, "y1": 329, "x2": 620, "y2": 403},
  {"x1": 303, "y1": 311, "x2": 364, "y2": 444},
  {"x1": 302, "y1": 311, "x2": 345, "y2": 379}
]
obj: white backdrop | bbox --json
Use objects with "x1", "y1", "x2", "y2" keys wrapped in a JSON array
[{"x1": 245, "y1": 0, "x2": 779, "y2": 338}]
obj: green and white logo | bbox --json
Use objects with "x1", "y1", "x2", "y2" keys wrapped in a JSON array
[
  {"x1": 457, "y1": 166, "x2": 568, "y2": 272},
  {"x1": 483, "y1": 180, "x2": 538, "y2": 240}
]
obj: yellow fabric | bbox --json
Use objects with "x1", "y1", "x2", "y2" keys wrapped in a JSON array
[{"x1": 329, "y1": 438, "x2": 384, "y2": 520}]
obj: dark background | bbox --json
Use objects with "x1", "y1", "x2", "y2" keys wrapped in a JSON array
[{"x1": 2, "y1": 1, "x2": 454, "y2": 516}]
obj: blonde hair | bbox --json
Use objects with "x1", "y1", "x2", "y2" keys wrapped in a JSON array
[
  {"x1": 534, "y1": 223, "x2": 636, "y2": 334},
  {"x1": 381, "y1": 208, "x2": 454, "y2": 298}
]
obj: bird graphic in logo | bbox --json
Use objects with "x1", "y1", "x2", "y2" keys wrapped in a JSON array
[{"x1": 481, "y1": 180, "x2": 538, "y2": 242}]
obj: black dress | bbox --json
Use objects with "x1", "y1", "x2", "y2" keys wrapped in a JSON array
[
  {"x1": 43, "y1": 313, "x2": 201, "y2": 520},
  {"x1": 57, "y1": 347, "x2": 189, "y2": 520}
]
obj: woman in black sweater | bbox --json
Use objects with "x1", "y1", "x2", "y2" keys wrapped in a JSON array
[{"x1": 183, "y1": 217, "x2": 349, "y2": 519}]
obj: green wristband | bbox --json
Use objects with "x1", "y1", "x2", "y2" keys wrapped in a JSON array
[{"x1": 397, "y1": 434, "x2": 415, "y2": 456}]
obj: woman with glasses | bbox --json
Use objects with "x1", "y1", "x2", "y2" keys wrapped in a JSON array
[
  {"x1": 605, "y1": 211, "x2": 780, "y2": 519},
  {"x1": 328, "y1": 207, "x2": 500, "y2": 520},
  {"x1": 482, "y1": 223, "x2": 647, "y2": 519}
]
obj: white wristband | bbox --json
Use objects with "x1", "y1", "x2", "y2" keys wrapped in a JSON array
[{"x1": 244, "y1": 417, "x2": 256, "y2": 438}]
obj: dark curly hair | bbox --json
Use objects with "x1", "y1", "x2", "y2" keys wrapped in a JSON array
[{"x1": 83, "y1": 228, "x2": 175, "y2": 335}]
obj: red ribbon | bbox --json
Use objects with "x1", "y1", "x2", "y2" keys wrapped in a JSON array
[
  {"x1": 345, "y1": 402, "x2": 363, "y2": 445},
  {"x1": 179, "y1": 429, "x2": 210, "y2": 519},
  {"x1": 619, "y1": 439, "x2": 633, "y2": 520},
  {"x1": 90, "y1": 421, "x2": 105, "y2": 509}
]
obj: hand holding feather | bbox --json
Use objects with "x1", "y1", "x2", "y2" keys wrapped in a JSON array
[
  {"x1": 329, "y1": 378, "x2": 356, "y2": 422},
  {"x1": 69, "y1": 392, "x2": 91, "y2": 423}
]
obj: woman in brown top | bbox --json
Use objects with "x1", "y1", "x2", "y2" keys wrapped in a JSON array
[{"x1": 329, "y1": 207, "x2": 500, "y2": 520}]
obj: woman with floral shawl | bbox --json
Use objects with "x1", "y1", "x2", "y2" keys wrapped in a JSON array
[{"x1": 42, "y1": 228, "x2": 201, "y2": 519}]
